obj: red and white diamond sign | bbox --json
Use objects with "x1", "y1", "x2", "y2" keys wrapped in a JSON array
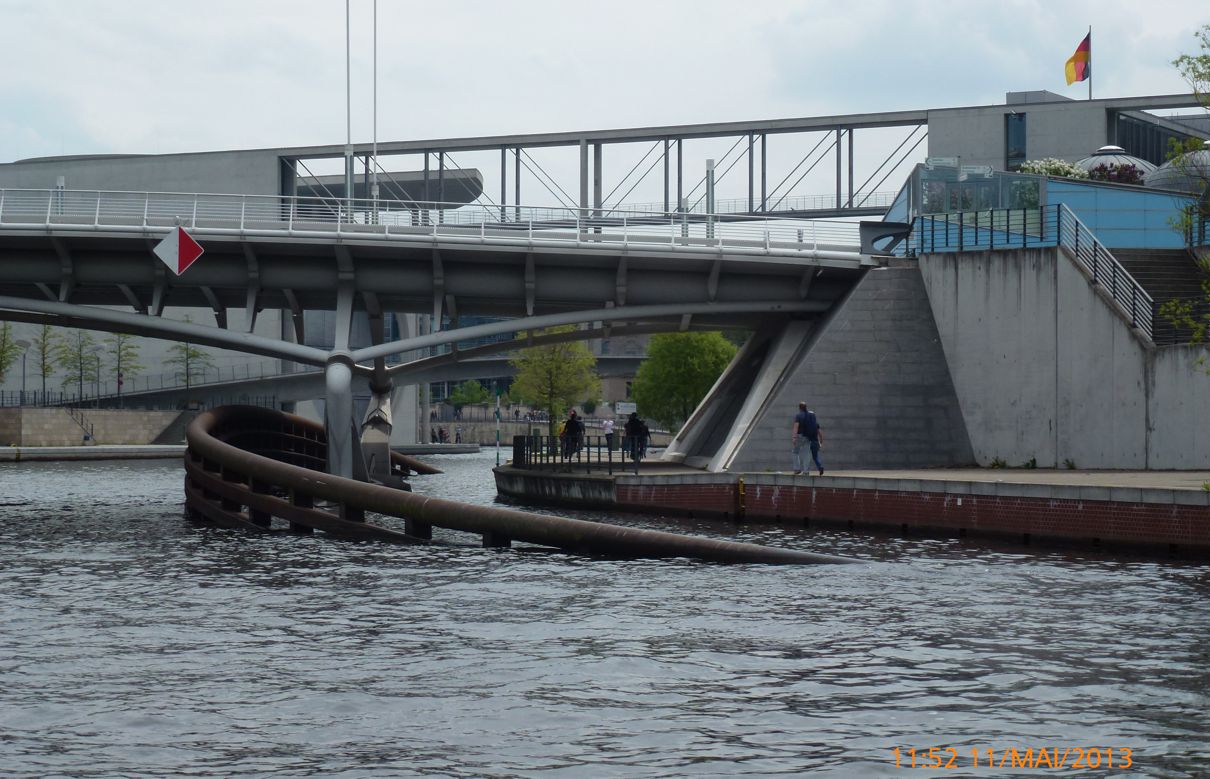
[{"x1": 153, "y1": 227, "x2": 204, "y2": 275}]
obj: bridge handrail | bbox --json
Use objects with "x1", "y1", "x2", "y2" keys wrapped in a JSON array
[
  {"x1": 0, "y1": 188, "x2": 865, "y2": 258},
  {"x1": 1055, "y1": 204, "x2": 1154, "y2": 339},
  {"x1": 621, "y1": 190, "x2": 900, "y2": 216}
]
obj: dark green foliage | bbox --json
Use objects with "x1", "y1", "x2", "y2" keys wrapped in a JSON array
[
  {"x1": 630, "y1": 332, "x2": 737, "y2": 429},
  {"x1": 448, "y1": 379, "x2": 491, "y2": 409}
]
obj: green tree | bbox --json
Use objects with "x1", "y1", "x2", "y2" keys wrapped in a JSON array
[
  {"x1": 0, "y1": 322, "x2": 18, "y2": 384},
  {"x1": 30, "y1": 324, "x2": 60, "y2": 397},
  {"x1": 1160, "y1": 25, "x2": 1210, "y2": 357},
  {"x1": 56, "y1": 330, "x2": 99, "y2": 401},
  {"x1": 447, "y1": 379, "x2": 490, "y2": 409},
  {"x1": 1173, "y1": 24, "x2": 1210, "y2": 105},
  {"x1": 630, "y1": 332, "x2": 737, "y2": 430},
  {"x1": 509, "y1": 325, "x2": 600, "y2": 435},
  {"x1": 106, "y1": 332, "x2": 144, "y2": 405},
  {"x1": 166, "y1": 339, "x2": 216, "y2": 390},
  {"x1": 1168, "y1": 24, "x2": 1210, "y2": 225}
]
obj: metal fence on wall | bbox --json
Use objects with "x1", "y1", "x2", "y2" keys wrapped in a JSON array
[{"x1": 511, "y1": 434, "x2": 649, "y2": 475}]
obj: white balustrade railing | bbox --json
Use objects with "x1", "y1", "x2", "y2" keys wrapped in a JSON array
[{"x1": 0, "y1": 188, "x2": 866, "y2": 257}]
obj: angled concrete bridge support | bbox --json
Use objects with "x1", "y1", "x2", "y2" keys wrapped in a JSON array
[{"x1": 666, "y1": 265, "x2": 975, "y2": 472}]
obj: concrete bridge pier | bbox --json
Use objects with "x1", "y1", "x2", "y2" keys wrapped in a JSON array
[{"x1": 665, "y1": 265, "x2": 975, "y2": 472}]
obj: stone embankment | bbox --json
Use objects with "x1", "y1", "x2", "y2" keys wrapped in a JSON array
[{"x1": 0, "y1": 408, "x2": 187, "y2": 447}]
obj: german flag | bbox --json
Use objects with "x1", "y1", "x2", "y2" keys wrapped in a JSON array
[{"x1": 1065, "y1": 33, "x2": 1091, "y2": 85}]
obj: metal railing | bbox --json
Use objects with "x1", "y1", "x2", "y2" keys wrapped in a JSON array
[
  {"x1": 1056, "y1": 205, "x2": 1154, "y2": 339},
  {"x1": 911, "y1": 204, "x2": 1154, "y2": 339},
  {"x1": 512, "y1": 434, "x2": 648, "y2": 475},
  {"x1": 0, "y1": 390, "x2": 77, "y2": 407},
  {"x1": 92, "y1": 361, "x2": 324, "y2": 398},
  {"x1": 0, "y1": 188, "x2": 865, "y2": 259},
  {"x1": 622, "y1": 190, "x2": 899, "y2": 216},
  {"x1": 911, "y1": 207, "x2": 1055, "y2": 254},
  {"x1": 1153, "y1": 295, "x2": 1210, "y2": 346},
  {"x1": 0, "y1": 390, "x2": 279, "y2": 410},
  {"x1": 1190, "y1": 211, "x2": 1210, "y2": 247},
  {"x1": 65, "y1": 406, "x2": 94, "y2": 441}
]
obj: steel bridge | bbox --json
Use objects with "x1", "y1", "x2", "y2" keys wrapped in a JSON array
[{"x1": 0, "y1": 186, "x2": 878, "y2": 483}]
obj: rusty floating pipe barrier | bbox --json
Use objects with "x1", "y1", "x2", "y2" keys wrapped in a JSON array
[{"x1": 184, "y1": 406, "x2": 856, "y2": 565}]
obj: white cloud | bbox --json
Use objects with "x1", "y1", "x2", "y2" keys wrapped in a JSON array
[{"x1": 0, "y1": 0, "x2": 1205, "y2": 204}]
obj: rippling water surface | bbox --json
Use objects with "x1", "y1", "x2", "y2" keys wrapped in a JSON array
[{"x1": 1, "y1": 452, "x2": 1209, "y2": 777}]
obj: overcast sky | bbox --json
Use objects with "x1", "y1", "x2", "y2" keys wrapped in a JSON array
[{"x1": 1, "y1": 0, "x2": 1206, "y2": 204}]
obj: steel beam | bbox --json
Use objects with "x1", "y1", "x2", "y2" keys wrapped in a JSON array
[
  {"x1": 242, "y1": 243, "x2": 261, "y2": 333},
  {"x1": 593, "y1": 143, "x2": 602, "y2": 216},
  {"x1": 353, "y1": 299, "x2": 828, "y2": 364},
  {"x1": 51, "y1": 237, "x2": 75, "y2": 303},
  {"x1": 499, "y1": 146, "x2": 507, "y2": 222},
  {"x1": 579, "y1": 139, "x2": 589, "y2": 212},
  {"x1": 0, "y1": 293, "x2": 328, "y2": 365},
  {"x1": 524, "y1": 253, "x2": 535, "y2": 316},
  {"x1": 200, "y1": 286, "x2": 227, "y2": 329},
  {"x1": 117, "y1": 284, "x2": 146, "y2": 314}
]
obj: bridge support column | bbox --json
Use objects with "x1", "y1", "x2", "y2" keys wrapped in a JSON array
[
  {"x1": 324, "y1": 353, "x2": 369, "y2": 495},
  {"x1": 482, "y1": 530, "x2": 511, "y2": 549},
  {"x1": 360, "y1": 384, "x2": 396, "y2": 487},
  {"x1": 406, "y1": 519, "x2": 432, "y2": 540}
]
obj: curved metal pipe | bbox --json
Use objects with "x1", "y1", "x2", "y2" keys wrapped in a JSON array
[{"x1": 185, "y1": 406, "x2": 855, "y2": 565}]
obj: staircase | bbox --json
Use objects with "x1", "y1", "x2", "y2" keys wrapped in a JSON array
[
  {"x1": 1113, "y1": 249, "x2": 1208, "y2": 345},
  {"x1": 65, "y1": 406, "x2": 96, "y2": 444}
]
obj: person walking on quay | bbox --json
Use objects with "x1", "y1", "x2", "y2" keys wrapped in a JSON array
[
  {"x1": 602, "y1": 417, "x2": 615, "y2": 451},
  {"x1": 791, "y1": 401, "x2": 824, "y2": 475}
]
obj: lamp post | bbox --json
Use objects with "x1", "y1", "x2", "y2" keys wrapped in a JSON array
[{"x1": 14, "y1": 339, "x2": 30, "y2": 405}]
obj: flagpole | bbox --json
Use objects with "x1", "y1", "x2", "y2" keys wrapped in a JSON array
[{"x1": 1088, "y1": 25, "x2": 1092, "y2": 100}]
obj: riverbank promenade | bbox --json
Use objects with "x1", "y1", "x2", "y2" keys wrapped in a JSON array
[{"x1": 495, "y1": 463, "x2": 1210, "y2": 556}]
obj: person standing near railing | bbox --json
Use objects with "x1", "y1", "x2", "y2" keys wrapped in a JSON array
[
  {"x1": 624, "y1": 412, "x2": 644, "y2": 462},
  {"x1": 560, "y1": 409, "x2": 584, "y2": 459},
  {"x1": 602, "y1": 417, "x2": 615, "y2": 451}
]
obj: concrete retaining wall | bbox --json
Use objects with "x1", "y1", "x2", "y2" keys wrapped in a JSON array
[
  {"x1": 0, "y1": 408, "x2": 181, "y2": 446},
  {"x1": 0, "y1": 409, "x2": 20, "y2": 447},
  {"x1": 919, "y1": 247, "x2": 1210, "y2": 469},
  {"x1": 494, "y1": 468, "x2": 616, "y2": 508}
]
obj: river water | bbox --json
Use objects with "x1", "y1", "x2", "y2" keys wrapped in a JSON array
[{"x1": 1, "y1": 452, "x2": 1208, "y2": 777}]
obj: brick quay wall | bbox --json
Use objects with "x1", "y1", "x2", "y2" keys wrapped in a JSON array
[{"x1": 496, "y1": 467, "x2": 1210, "y2": 556}]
